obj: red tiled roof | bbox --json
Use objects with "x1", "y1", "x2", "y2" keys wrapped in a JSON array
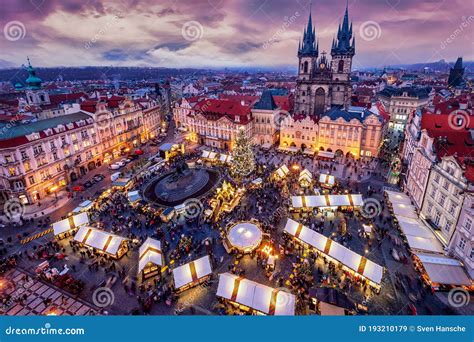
[
  {"x1": 273, "y1": 95, "x2": 293, "y2": 112},
  {"x1": 421, "y1": 113, "x2": 474, "y2": 180},
  {"x1": 219, "y1": 94, "x2": 258, "y2": 106},
  {"x1": 49, "y1": 92, "x2": 86, "y2": 105},
  {"x1": 193, "y1": 99, "x2": 252, "y2": 124}
]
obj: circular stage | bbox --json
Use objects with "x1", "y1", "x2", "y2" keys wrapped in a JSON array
[
  {"x1": 227, "y1": 221, "x2": 263, "y2": 253},
  {"x1": 144, "y1": 165, "x2": 220, "y2": 207}
]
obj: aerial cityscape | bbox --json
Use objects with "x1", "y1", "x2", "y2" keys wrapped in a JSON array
[{"x1": 0, "y1": 0, "x2": 473, "y2": 319}]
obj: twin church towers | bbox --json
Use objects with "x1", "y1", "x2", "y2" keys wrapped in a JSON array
[{"x1": 295, "y1": 3, "x2": 355, "y2": 117}]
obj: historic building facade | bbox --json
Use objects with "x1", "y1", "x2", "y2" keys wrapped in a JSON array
[
  {"x1": 279, "y1": 107, "x2": 383, "y2": 157},
  {"x1": 176, "y1": 98, "x2": 253, "y2": 151},
  {"x1": 0, "y1": 112, "x2": 102, "y2": 204}
]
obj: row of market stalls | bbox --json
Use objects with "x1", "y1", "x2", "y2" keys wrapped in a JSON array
[
  {"x1": 73, "y1": 226, "x2": 129, "y2": 259},
  {"x1": 384, "y1": 190, "x2": 472, "y2": 289},
  {"x1": 284, "y1": 218, "x2": 384, "y2": 290},
  {"x1": 216, "y1": 272, "x2": 296, "y2": 315},
  {"x1": 290, "y1": 194, "x2": 364, "y2": 211},
  {"x1": 201, "y1": 150, "x2": 233, "y2": 164},
  {"x1": 53, "y1": 212, "x2": 90, "y2": 239}
]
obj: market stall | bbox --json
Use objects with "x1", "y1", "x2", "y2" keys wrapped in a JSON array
[
  {"x1": 53, "y1": 212, "x2": 89, "y2": 239},
  {"x1": 138, "y1": 237, "x2": 164, "y2": 280},
  {"x1": 273, "y1": 165, "x2": 290, "y2": 180},
  {"x1": 160, "y1": 207, "x2": 175, "y2": 222},
  {"x1": 290, "y1": 194, "x2": 364, "y2": 211},
  {"x1": 319, "y1": 173, "x2": 335, "y2": 189},
  {"x1": 127, "y1": 190, "x2": 142, "y2": 204},
  {"x1": 284, "y1": 219, "x2": 383, "y2": 289},
  {"x1": 71, "y1": 200, "x2": 93, "y2": 214},
  {"x1": 298, "y1": 169, "x2": 313, "y2": 187},
  {"x1": 385, "y1": 191, "x2": 445, "y2": 254},
  {"x1": 159, "y1": 143, "x2": 184, "y2": 161},
  {"x1": 74, "y1": 226, "x2": 128, "y2": 259},
  {"x1": 216, "y1": 273, "x2": 295, "y2": 315},
  {"x1": 250, "y1": 178, "x2": 263, "y2": 189},
  {"x1": 172, "y1": 255, "x2": 212, "y2": 293},
  {"x1": 219, "y1": 154, "x2": 232, "y2": 164},
  {"x1": 226, "y1": 221, "x2": 263, "y2": 253},
  {"x1": 112, "y1": 177, "x2": 132, "y2": 189},
  {"x1": 413, "y1": 253, "x2": 472, "y2": 290}
]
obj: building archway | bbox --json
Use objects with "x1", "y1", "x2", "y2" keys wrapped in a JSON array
[
  {"x1": 87, "y1": 161, "x2": 96, "y2": 171},
  {"x1": 335, "y1": 149, "x2": 344, "y2": 157},
  {"x1": 70, "y1": 172, "x2": 78, "y2": 181}
]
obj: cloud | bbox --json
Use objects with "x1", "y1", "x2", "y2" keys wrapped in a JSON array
[{"x1": 0, "y1": 0, "x2": 472, "y2": 69}]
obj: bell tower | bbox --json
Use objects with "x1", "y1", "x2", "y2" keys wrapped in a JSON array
[{"x1": 330, "y1": 2, "x2": 355, "y2": 108}]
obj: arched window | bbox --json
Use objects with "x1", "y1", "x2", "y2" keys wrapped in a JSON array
[
  {"x1": 302, "y1": 91, "x2": 306, "y2": 96},
  {"x1": 303, "y1": 61, "x2": 309, "y2": 73},
  {"x1": 338, "y1": 60, "x2": 344, "y2": 73}
]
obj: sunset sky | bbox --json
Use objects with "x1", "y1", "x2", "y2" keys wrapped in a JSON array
[{"x1": 1, "y1": 0, "x2": 472, "y2": 70}]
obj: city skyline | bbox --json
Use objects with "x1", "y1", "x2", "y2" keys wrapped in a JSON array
[{"x1": 1, "y1": 0, "x2": 473, "y2": 70}]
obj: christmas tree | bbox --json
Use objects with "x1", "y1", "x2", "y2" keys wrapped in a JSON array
[{"x1": 230, "y1": 128, "x2": 255, "y2": 178}]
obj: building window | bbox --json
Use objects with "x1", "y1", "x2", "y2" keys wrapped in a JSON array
[
  {"x1": 430, "y1": 188, "x2": 436, "y2": 198},
  {"x1": 458, "y1": 237, "x2": 466, "y2": 250},
  {"x1": 449, "y1": 201, "x2": 457, "y2": 215},
  {"x1": 28, "y1": 175, "x2": 35, "y2": 185},
  {"x1": 434, "y1": 173, "x2": 440, "y2": 183},
  {"x1": 443, "y1": 220, "x2": 451, "y2": 233},
  {"x1": 464, "y1": 217, "x2": 472, "y2": 231},
  {"x1": 438, "y1": 194, "x2": 446, "y2": 206},
  {"x1": 433, "y1": 210, "x2": 441, "y2": 225},
  {"x1": 443, "y1": 179, "x2": 450, "y2": 191},
  {"x1": 338, "y1": 60, "x2": 344, "y2": 73}
]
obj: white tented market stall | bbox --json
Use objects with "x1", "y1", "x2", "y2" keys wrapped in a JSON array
[
  {"x1": 74, "y1": 226, "x2": 128, "y2": 259},
  {"x1": 319, "y1": 173, "x2": 335, "y2": 188},
  {"x1": 291, "y1": 194, "x2": 364, "y2": 210},
  {"x1": 216, "y1": 273, "x2": 295, "y2": 315},
  {"x1": 138, "y1": 237, "x2": 164, "y2": 280},
  {"x1": 172, "y1": 255, "x2": 212, "y2": 292},
  {"x1": 53, "y1": 212, "x2": 89, "y2": 238}
]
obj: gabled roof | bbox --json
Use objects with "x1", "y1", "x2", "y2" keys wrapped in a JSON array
[{"x1": 253, "y1": 90, "x2": 278, "y2": 110}]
